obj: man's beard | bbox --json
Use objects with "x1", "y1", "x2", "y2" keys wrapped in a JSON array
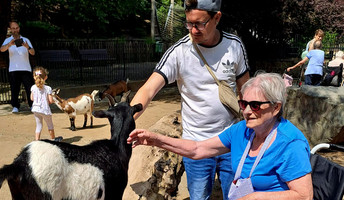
[{"x1": 12, "y1": 32, "x2": 20, "y2": 38}]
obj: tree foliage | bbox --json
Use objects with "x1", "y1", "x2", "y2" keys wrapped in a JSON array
[
  {"x1": 0, "y1": 0, "x2": 11, "y2": 42},
  {"x1": 313, "y1": 0, "x2": 344, "y2": 35},
  {"x1": 10, "y1": 0, "x2": 151, "y2": 39},
  {"x1": 2, "y1": 0, "x2": 343, "y2": 51},
  {"x1": 220, "y1": 0, "x2": 343, "y2": 61},
  {"x1": 156, "y1": 0, "x2": 187, "y2": 42},
  {"x1": 222, "y1": 0, "x2": 343, "y2": 44}
]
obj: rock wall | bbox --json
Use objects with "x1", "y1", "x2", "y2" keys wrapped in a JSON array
[{"x1": 284, "y1": 85, "x2": 344, "y2": 148}]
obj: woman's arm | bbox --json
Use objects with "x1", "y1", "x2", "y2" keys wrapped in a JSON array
[
  {"x1": 287, "y1": 57, "x2": 309, "y2": 72},
  {"x1": 240, "y1": 173, "x2": 313, "y2": 200},
  {"x1": 308, "y1": 39, "x2": 315, "y2": 51},
  {"x1": 127, "y1": 129, "x2": 230, "y2": 159}
]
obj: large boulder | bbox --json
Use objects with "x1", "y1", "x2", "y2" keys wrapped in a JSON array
[
  {"x1": 284, "y1": 85, "x2": 344, "y2": 148},
  {"x1": 127, "y1": 112, "x2": 184, "y2": 200}
]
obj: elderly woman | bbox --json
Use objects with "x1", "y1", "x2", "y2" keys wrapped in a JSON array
[{"x1": 127, "y1": 73, "x2": 313, "y2": 200}]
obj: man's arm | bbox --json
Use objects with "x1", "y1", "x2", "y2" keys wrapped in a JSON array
[
  {"x1": 0, "y1": 39, "x2": 14, "y2": 52},
  {"x1": 236, "y1": 71, "x2": 250, "y2": 99},
  {"x1": 130, "y1": 72, "x2": 166, "y2": 120},
  {"x1": 23, "y1": 41, "x2": 35, "y2": 56}
]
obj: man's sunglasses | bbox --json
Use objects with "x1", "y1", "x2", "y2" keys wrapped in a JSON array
[{"x1": 238, "y1": 100, "x2": 272, "y2": 111}]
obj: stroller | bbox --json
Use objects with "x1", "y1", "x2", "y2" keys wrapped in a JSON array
[
  {"x1": 321, "y1": 63, "x2": 343, "y2": 87},
  {"x1": 311, "y1": 143, "x2": 344, "y2": 200}
]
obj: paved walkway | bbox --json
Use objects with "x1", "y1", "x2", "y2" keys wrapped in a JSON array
[{"x1": 0, "y1": 103, "x2": 32, "y2": 116}]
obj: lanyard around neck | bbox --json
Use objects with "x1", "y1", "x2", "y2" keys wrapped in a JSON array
[{"x1": 234, "y1": 122, "x2": 279, "y2": 180}]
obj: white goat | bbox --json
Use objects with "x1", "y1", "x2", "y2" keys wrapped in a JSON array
[{"x1": 52, "y1": 89, "x2": 98, "y2": 131}]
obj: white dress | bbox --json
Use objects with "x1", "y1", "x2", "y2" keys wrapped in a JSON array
[{"x1": 31, "y1": 85, "x2": 52, "y2": 115}]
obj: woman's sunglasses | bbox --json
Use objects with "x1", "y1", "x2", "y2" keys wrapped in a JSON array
[{"x1": 238, "y1": 100, "x2": 272, "y2": 111}]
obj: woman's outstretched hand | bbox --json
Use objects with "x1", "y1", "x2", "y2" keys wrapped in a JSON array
[{"x1": 127, "y1": 129, "x2": 157, "y2": 148}]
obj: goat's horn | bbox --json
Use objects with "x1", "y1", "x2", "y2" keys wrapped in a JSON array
[
  {"x1": 120, "y1": 90, "x2": 131, "y2": 103},
  {"x1": 104, "y1": 93, "x2": 116, "y2": 106}
]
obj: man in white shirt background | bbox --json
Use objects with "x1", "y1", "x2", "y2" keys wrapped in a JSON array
[{"x1": 1, "y1": 21, "x2": 35, "y2": 113}]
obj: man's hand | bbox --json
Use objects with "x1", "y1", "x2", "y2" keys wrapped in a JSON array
[
  {"x1": 8, "y1": 39, "x2": 15, "y2": 46},
  {"x1": 23, "y1": 41, "x2": 30, "y2": 49}
]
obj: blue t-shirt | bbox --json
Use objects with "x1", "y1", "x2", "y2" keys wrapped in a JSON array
[
  {"x1": 305, "y1": 49, "x2": 324, "y2": 76},
  {"x1": 218, "y1": 118, "x2": 311, "y2": 192}
]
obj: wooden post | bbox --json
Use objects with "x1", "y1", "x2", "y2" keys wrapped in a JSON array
[
  {"x1": 170, "y1": 0, "x2": 174, "y2": 39},
  {"x1": 151, "y1": 0, "x2": 155, "y2": 40}
]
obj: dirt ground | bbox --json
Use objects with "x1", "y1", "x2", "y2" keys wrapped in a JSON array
[{"x1": 0, "y1": 87, "x2": 195, "y2": 200}]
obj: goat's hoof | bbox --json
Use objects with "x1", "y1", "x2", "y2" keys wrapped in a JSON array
[
  {"x1": 172, "y1": 117, "x2": 180, "y2": 125},
  {"x1": 70, "y1": 127, "x2": 76, "y2": 131}
]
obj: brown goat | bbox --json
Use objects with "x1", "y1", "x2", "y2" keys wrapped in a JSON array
[{"x1": 98, "y1": 79, "x2": 129, "y2": 102}]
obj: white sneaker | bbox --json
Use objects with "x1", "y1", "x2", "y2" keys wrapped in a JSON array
[
  {"x1": 54, "y1": 136, "x2": 63, "y2": 142},
  {"x1": 12, "y1": 107, "x2": 19, "y2": 113}
]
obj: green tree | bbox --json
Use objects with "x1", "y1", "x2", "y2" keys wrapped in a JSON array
[
  {"x1": 2, "y1": 0, "x2": 343, "y2": 47},
  {"x1": 221, "y1": 0, "x2": 343, "y2": 62},
  {"x1": 156, "y1": 0, "x2": 186, "y2": 42},
  {"x1": 0, "y1": 0, "x2": 11, "y2": 41},
  {"x1": 11, "y1": 0, "x2": 151, "y2": 39},
  {"x1": 313, "y1": 0, "x2": 344, "y2": 39}
]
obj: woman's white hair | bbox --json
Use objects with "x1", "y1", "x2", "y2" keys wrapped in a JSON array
[{"x1": 241, "y1": 72, "x2": 286, "y2": 116}]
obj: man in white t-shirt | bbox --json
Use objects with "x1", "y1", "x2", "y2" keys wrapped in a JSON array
[
  {"x1": 1, "y1": 21, "x2": 35, "y2": 113},
  {"x1": 130, "y1": 0, "x2": 250, "y2": 199}
]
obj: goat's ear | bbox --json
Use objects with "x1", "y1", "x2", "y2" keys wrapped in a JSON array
[
  {"x1": 133, "y1": 103, "x2": 143, "y2": 114},
  {"x1": 92, "y1": 110, "x2": 109, "y2": 118},
  {"x1": 52, "y1": 88, "x2": 59, "y2": 95},
  {"x1": 120, "y1": 90, "x2": 131, "y2": 103}
]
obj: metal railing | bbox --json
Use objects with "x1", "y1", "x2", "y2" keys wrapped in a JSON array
[{"x1": 0, "y1": 39, "x2": 170, "y2": 104}]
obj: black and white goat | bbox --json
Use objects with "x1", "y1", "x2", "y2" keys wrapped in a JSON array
[
  {"x1": 0, "y1": 94, "x2": 142, "y2": 200},
  {"x1": 52, "y1": 89, "x2": 98, "y2": 131}
]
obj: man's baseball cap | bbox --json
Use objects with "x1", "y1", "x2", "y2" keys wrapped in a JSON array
[{"x1": 184, "y1": 0, "x2": 222, "y2": 12}]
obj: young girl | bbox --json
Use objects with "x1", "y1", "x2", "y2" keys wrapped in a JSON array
[{"x1": 30, "y1": 67, "x2": 62, "y2": 141}]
